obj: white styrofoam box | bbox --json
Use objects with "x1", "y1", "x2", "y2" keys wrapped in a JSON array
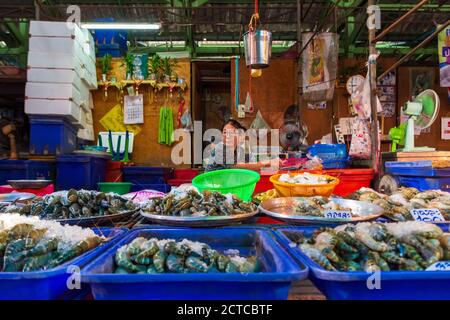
[
  {"x1": 25, "y1": 82, "x2": 82, "y2": 107},
  {"x1": 83, "y1": 108, "x2": 93, "y2": 125},
  {"x1": 27, "y1": 68, "x2": 83, "y2": 91},
  {"x1": 78, "y1": 124, "x2": 95, "y2": 141},
  {"x1": 30, "y1": 21, "x2": 85, "y2": 42},
  {"x1": 82, "y1": 29, "x2": 96, "y2": 58},
  {"x1": 81, "y1": 67, "x2": 98, "y2": 90},
  {"x1": 28, "y1": 51, "x2": 83, "y2": 72},
  {"x1": 89, "y1": 92, "x2": 94, "y2": 110},
  {"x1": 25, "y1": 98, "x2": 81, "y2": 123},
  {"x1": 77, "y1": 82, "x2": 91, "y2": 111},
  {"x1": 29, "y1": 36, "x2": 86, "y2": 57}
]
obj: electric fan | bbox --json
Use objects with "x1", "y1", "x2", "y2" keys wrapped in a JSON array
[{"x1": 399, "y1": 89, "x2": 440, "y2": 152}]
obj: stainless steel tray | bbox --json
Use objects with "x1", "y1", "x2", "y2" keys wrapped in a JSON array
[
  {"x1": 258, "y1": 197, "x2": 384, "y2": 225},
  {"x1": 7, "y1": 180, "x2": 52, "y2": 189},
  {"x1": 140, "y1": 209, "x2": 258, "y2": 227}
]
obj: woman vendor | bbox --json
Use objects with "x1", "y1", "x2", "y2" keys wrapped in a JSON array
[{"x1": 203, "y1": 119, "x2": 281, "y2": 172}]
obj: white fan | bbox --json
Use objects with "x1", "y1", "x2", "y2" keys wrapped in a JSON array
[{"x1": 400, "y1": 89, "x2": 440, "y2": 152}]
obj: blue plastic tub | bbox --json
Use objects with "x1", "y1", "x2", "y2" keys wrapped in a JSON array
[
  {"x1": 272, "y1": 226, "x2": 450, "y2": 300},
  {"x1": 385, "y1": 161, "x2": 450, "y2": 192},
  {"x1": 29, "y1": 116, "x2": 78, "y2": 156},
  {"x1": 307, "y1": 144, "x2": 348, "y2": 161},
  {"x1": 56, "y1": 155, "x2": 108, "y2": 190},
  {"x1": 81, "y1": 227, "x2": 307, "y2": 300},
  {"x1": 130, "y1": 183, "x2": 171, "y2": 193},
  {"x1": 123, "y1": 166, "x2": 174, "y2": 185},
  {"x1": 0, "y1": 227, "x2": 126, "y2": 300},
  {"x1": 0, "y1": 160, "x2": 56, "y2": 185}
]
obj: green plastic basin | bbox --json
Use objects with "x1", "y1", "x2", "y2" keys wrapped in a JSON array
[{"x1": 192, "y1": 169, "x2": 260, "y2": 201}]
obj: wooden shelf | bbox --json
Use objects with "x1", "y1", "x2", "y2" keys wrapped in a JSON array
[{"x1": 97, "y1": 79, "x2": 187, "y2": 91}]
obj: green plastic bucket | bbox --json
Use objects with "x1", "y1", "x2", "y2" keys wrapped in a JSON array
[
  {"x1": 98, "y1": 182, "x2": 132, "y2": 195},
  {"x1": 192, "y1": 169, "x2": 260, "y2": 201}
]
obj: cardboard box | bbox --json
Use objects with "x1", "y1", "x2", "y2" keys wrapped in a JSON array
[{"x1": 25, "y1": 98, "x2": 81, "y2": 123}]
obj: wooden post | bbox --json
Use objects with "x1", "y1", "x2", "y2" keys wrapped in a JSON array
[
  {"x1": 368, "y1": 0, "x2": 380, "y2": 176},
  {"x1": 297, "y1": 0, "x2": 302, "y2": 106}
]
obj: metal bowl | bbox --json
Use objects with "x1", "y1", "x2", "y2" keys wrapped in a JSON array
[
  {"x1": 7, "y1": 180, "x2": 52, "y2": 189},
  {"x1": 258, "y1": 197, "x2": 384, "y2": 225},
  {"x1": 140, "y1": 209, "x2": 258, "y2": 227}
]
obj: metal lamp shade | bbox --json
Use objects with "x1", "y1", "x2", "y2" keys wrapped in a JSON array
[{"x1": 243, "y1": 29, "x2": 272, "y2": 69}]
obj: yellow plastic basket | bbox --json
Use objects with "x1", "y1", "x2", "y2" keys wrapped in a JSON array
[{"x1": 269, "y1": 173, "x2": 339, "y2": 197}]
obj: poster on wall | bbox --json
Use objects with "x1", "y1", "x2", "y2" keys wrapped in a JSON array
[
  {"x1": 100, "y1": 104, "x2": 142, "y2": 135},
  {"x1": 124, "y1": 94, "x2": 144, "y2": 124},
  {"x1": 377, "y1": 70, "x2": 396, "y2": 117},
  {"x1": 409, "y1": 67, "x2": 434, "y2": 98},
  {"x1": 438, "y1": 25, "x2": 450, "y2": 87},
  {"x1": 442, "y1": 117, "x2": 450, "y2": 140}
]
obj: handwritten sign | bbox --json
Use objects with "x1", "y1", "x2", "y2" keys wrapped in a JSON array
[
  {"x1": 324, "y1": 211, "x2": 352, "y2": 219},
  {"x1": 410, "y1": 208, "x2": 445, "y2": 222},
  {"x1": 426, "y1": 261, "x2": 450, "y2": 271}
]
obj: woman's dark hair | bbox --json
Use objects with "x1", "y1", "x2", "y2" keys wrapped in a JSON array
[{"x1": 222, "y1": 119, "x2": 246, "y2": 131}]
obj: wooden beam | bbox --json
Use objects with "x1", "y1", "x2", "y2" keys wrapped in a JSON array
[
  {"x1": 377, "y1": 19, "x2": 450, "y2": 81},
  {"x1": 373, "y1": 0, "x2": 430, "y2": 43}
]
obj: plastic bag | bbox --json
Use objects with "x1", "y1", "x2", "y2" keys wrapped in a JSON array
[
  {"x1": 250, "y1": 110, "x2": 271, "y2": 130},
  {"x1": 244, "y1": 92, "x2": 254, "y2": 113},
  {"x1": 302, "y1": 156, "x2": 323, "y2": 170},
  {"x1": 180, "y1": 109, "x2": 193, "y2": 132},
  {"x1": 349, "y1": 118, "x2": 371, "y2": 159}
]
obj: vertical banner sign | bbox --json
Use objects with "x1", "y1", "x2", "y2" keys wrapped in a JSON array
[
  {"x1": 438, "y1": 25, "x2": 450, "y2": 100},
  {"x1": 124, "y1": 94, "x2": 144, "y2": 124}
]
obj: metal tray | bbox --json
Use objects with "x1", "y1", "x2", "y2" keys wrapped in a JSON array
[
  {"x1": 258, "y1": 197, "x2": 384, "y2": 225},
  {"x1": 139, "y1": 209, "x2": 259, "y2": 227},
  {"x1": 55, "y1": 209, "x2": 138, "y2": 227},
  {"x1": 7, "y1": 180, "x2": 52, "y2": 189}
]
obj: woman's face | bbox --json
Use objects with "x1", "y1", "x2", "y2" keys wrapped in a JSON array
[{"x1": 222, "y1": 123, "x2": 239, "y2": 149}]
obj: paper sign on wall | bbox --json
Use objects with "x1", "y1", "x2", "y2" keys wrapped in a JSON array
[
  {"x1": 124, "y1": 94, "x2": 144, "y2": 124},
  {"x1": 442, "y1": 117, "x2": 450, "y2": 140},
  {"x1": 100, "y1": 104, "x2": 142, "y2": 135}
]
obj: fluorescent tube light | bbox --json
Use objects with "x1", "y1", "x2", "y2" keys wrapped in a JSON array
[{"x1": 81, "y1": 23, "x2": 160, "y2": 30}]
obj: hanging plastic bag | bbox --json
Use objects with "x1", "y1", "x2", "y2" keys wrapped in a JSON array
[
  {"x1": 352, "y1": 56, "x2": 383, "y2": 120},
  {"x1": 349, "y1": 117, "x2": 371, "y2": 159},
  {"x1": 250, "y1": 110, "x2": 271, "y2": 130},
  {"x1": 244, "y1": 92, "x2": 254, "y2": 113},
  {"x1": 180, "y1": 109, "x2": 193, "y2": 132}
]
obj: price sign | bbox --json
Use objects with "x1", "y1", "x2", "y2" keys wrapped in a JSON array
[
  {"x1": 410, "y1": 208, "x2": 445, "y2": 222},
  {"x1": 324, "y1": 211, "x2": 352, "y2": 219},
  {"x1": 426, "y1": 261, "x2": 450, "y2": 271}
]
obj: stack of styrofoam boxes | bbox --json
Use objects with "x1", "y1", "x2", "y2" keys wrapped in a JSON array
[{"x1": 26, "y1": 21, "x2": 97, "y2": 143}]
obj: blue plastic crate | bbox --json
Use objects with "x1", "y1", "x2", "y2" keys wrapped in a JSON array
[
  {"x1": 307, "y1": 144, "x2": 348, "y2": 161},
  {"x1": 56, "y1": 155, "x2": 109, "y2": 190},
  {"x1": 123, "y1": 166, "x2": 173, "y2": 184},
  {"x1": 385, "y1": 163, "x2": 450, "y2": 192},
  {"x1": 0, "y1": 227, "x2": 126, "y2": 300},
  {"x1": 396, "y1": 176, "x2": 450, "y2": 192},
  {"x1": 272, "y1": 226, "x2": 450, "y2": 300},
  {"x1": 130, "y1": 183, "x2": 171, "y2": 193},
  {"x1": 81, "y1": 227, "x2": 307, "y2": 300},
  {"x1": 29, "y1": 116, "x2": 78, "y2": 156},
  {"x1": 0, "y1": 160, "x2": 56, "y2": 185}
]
